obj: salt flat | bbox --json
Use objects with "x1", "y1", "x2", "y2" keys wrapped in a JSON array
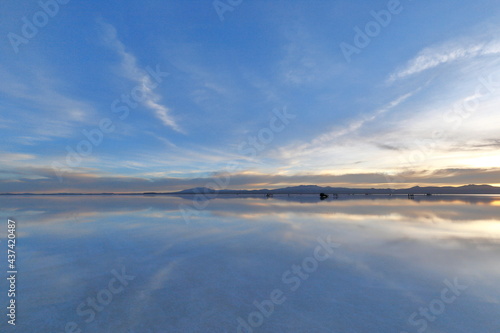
[{"x1": 1, "y1": 195, "x2": 499, "y2": 332}]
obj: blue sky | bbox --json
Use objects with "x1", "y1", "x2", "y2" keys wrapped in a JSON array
[{"x1": 1, "y1": 0, "x2": 500, "y2": 192}]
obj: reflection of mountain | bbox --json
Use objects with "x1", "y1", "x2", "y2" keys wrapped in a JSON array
[
  {"x1": 3, "y1": 194, "x2": 500, "y2": 227},
  {"x1": 171, "y1": 184, "x2": 500, "y2": 195}
]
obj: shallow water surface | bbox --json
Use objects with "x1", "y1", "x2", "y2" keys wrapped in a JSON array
[{"x1": 1, "y1": 195, "x2": 499, "y2": 332}]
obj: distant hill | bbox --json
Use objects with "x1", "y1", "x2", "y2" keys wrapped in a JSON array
[
  {"x1": 392, "y1": 184, "x2": 500, "y2": 195},
  {"x1": 175, "y1": 187, "x2": 219, "y2": 194}
]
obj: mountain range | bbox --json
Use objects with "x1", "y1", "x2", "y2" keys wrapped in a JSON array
[{"x1": 171, "y1": 184, "x2": 500, "y2": 195}]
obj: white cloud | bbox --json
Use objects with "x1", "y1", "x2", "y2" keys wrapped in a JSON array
[
  {"x1": 388, "y1": 40, "x2": 500, "y2": 82},
  {"x1": 1, "y1": 153, "x2": 36, "y2": 162},
  {"x1": 99, "y1": 21, "x2": 183, "y2": 133}
]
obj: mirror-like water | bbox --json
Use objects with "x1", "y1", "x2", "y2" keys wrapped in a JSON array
[{"x1": 1, "y1": 195, "x2": 499, "y2": 332}]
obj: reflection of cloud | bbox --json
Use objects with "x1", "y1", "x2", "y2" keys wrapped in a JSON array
[
  {"x1": 3, "y1": 195, "x2": 500, "y2": 230},
  {"x1": 6, "y1": 194, "x2": 500, "y2": 331},
  {"x1": 147, "y1": 261, "x2": 179, "y2": 291}
]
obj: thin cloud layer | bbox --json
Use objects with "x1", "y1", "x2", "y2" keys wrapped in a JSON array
[{"x1": 1, "y1": 166, "x2": 500, "y2": 193}]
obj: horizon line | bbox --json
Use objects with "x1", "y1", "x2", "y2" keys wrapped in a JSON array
[{"x1": 1, "y1": 183, "x2": 498, "y2": 195}]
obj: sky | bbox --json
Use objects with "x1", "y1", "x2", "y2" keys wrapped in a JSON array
[{"x1": 1, "y1": 0, "x2": 500, "y2": 193}]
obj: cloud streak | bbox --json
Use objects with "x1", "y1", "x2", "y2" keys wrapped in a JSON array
[
  {"x1": 276, "y1": 91, "x2": 415, "y2": 162},
  {"x1": 99, "y1": 21, "x2": 182, "y2": 132},
  {"x1": 388, "y1": 39, "x2": 500, "y2": 82}
]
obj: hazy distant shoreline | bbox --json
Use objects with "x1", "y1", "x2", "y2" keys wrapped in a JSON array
[{"x1": 2, "y1": 184, "x2": 500, "y2": 196}]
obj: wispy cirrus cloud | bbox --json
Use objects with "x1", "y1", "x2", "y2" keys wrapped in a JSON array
[
  {"x1": 388, "y1": 39, "x2": 500, "y2": 82},
  {"x1": 276, "y1": 91, "x2": 415, "y2": 161},
  {"x1": 0, "y1": 64, "x2": 97, "y2": 141},
  {"x1": 99, "y1": 21, "x2": 183, "y2": 133}
]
